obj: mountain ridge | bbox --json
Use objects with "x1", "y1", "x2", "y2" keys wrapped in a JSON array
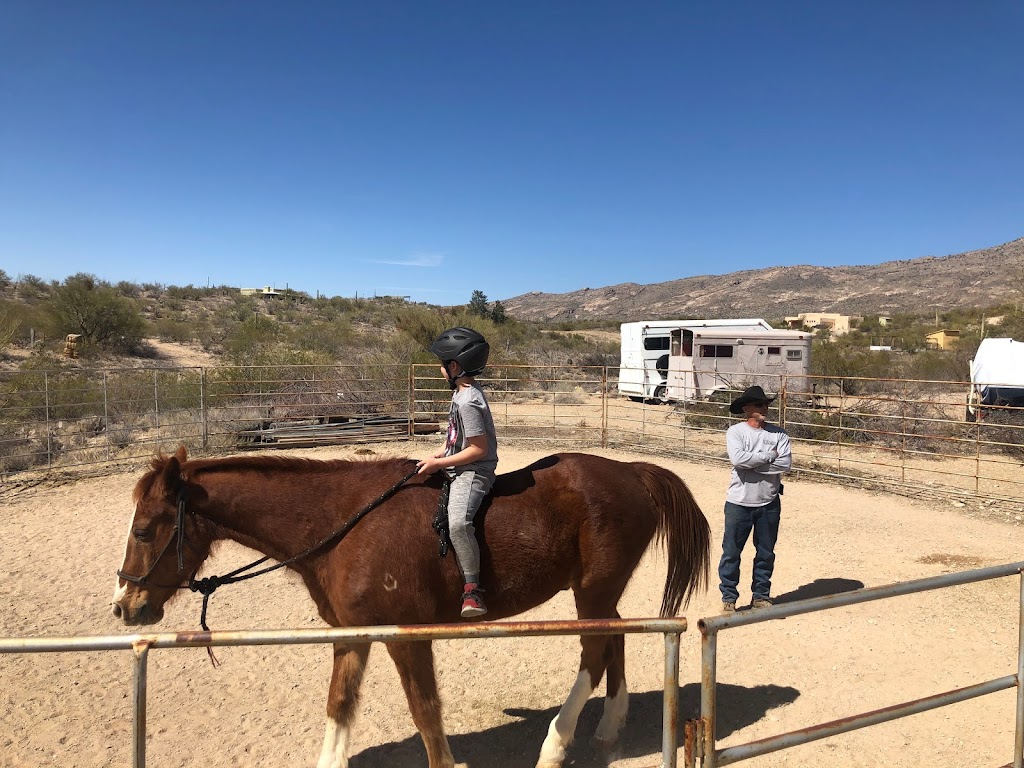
[{"x1": 501, "y1": 237, "x2": 1024, "y2": 322}]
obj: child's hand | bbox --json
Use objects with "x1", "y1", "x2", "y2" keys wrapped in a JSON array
[{"x1": 417, "y1": 457, "x2": 442, "y2": 475}]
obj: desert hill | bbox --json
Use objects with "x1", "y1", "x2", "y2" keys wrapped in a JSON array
[{"x1": 501, "y1": 237, "x2": 1024, "y2": 322}]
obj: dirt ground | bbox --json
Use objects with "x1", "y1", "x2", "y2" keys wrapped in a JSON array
[{"x1": 1, "y1": 440, "x2": 1021, "y2": 768}]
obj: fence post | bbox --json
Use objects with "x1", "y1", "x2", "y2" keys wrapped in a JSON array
[
  {"x1": 103, "y1": 371, "x2": 110, "y2": 459},
  {"x1": 601, "y1": 367, "x2": 608, "y2": 449},
  {"x1": 153, "y1": 370, "x2": 160, "y2": 429},
  {"x1": 408, "y1": 365, "x2": 415, "y2": 438},
  {"x1": 200, "y1": 368, "x2": 209, "y2": 449},
  {"x1": 44, "y1": 372, "x2": 52, "y2": 467},
  {"x1": 700, "y1": 629, "x2": 719, "y2": 768},
  {"x1": 662, "y1": 631, "x2": 681, "y2": 768},
  {"x1": 132, "y1": 640, "x2": 151, "y2": 768},
  {"x1": 1015, "y1": 570, "x2": 1024, "y2": 768},
  {"x1": 779, "y1": 375, "x2": 787, "y2": 430}
]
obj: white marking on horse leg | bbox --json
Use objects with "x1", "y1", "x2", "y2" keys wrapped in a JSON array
[
  {"x1": 594, "y1": 680, "x2": 629, "y2": 746},
  {"x1": 536, "y1": 670, "x2": 595, "y2": 768},
  {"x1": 316, "y1": 716, "x2": 350, "y2": 768}
]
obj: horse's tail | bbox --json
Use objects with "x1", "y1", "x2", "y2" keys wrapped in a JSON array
[{"x1": 634, "y1": 463, "x2": 711, "y2": 617}]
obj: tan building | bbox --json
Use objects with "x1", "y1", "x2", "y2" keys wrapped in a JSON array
[
  {"x1": 925, "y1": 329, "x2": 961, "y2": 351},
  {"x1": 783, "y1": 312, "x2": 863, "y2": 336},
  {"x1": 240, "y1": 286, "x2": 282, "y2": 298}
]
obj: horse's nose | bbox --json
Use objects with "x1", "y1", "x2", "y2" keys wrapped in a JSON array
[{"x1": 111, "y1": 603, "x2": 123, "y2": 619}]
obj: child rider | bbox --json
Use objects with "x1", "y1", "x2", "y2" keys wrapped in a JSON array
[{"x1": 416, "y1": 327, "x2": 498, "y2": 618}]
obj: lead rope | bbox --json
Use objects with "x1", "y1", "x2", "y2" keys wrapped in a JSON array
[{"x1": 189, "y1": 467, "x2": 420, "y2": 664}]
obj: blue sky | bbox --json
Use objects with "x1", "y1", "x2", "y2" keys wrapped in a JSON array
[{"x1": 2, "y1": 2, "x2": 1022, "y2": 306}]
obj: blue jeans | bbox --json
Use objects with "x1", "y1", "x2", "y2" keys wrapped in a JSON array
[{"x1": 718, "y1": 498, "x2": 781, "y2": 603}]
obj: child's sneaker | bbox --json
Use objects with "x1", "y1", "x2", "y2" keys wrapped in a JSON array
[{"x1": 461, "y1": 583, "x2": 487, "y2": 618}]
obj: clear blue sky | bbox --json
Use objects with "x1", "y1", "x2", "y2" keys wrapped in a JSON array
[{"x1": 2, "y1": 2, "x2": 1022, "y2": 306}]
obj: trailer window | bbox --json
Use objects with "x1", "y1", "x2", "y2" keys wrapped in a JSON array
[
  {"x1": 786, "y1": 349, "x2": 803, "y2": 361},
  {"x1": 644, "y1": 336, "x2": 670, "y2": 351},
  {"x1": 767, "y1": 347, "x2": 781, "y2": 356},
  {"x1": 699, "y1": 345, "x2": 734, "y2": 358},
  {"x1": 670, "y1": 330, "x2": 694, "y2": 356}
]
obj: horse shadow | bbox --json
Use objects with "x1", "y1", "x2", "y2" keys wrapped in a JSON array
[{"x1": 350, "y1": 682, "x2": 800, "y2": 767}]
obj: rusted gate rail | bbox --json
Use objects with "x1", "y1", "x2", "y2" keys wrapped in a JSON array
[
  {"x1": 0, "y1": 617, "x2": 688, "y2": 768},
  {"x1": 685, "y1": 561, "x2": 1024, "y2": 767}
]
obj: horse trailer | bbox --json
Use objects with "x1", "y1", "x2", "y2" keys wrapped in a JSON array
[
  {"x1": 664, "y1": 326, "x2": 812, "y2": 402},
  {"x1": 966, "y1": 337, "x2": 1024, "y2": 421},
  {"x1": 618, "y1": 319, "x2": 776, "y2": 401}
]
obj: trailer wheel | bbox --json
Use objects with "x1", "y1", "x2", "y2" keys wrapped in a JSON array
[{"x1": 653, "y1": 385, "x2": 668, "y2": 403}]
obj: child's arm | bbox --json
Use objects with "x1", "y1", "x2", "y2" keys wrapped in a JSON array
[{"x1": 417, "y1": 435, "x2": 488, "y2": 475}]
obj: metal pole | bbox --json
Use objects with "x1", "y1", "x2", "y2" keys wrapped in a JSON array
[
  {"x1": 601, "y1": 366, "x2": 608, "y2": 449},
  {"x1": 132, "y1": 640, "x2": 150, "y2": 768},
  {"x1": 44, "y1": 371, "x2": 52, "y2": 467},
  {"x1": 153, "y1": 370, "x2": 160, "y2": 429},
  {"x1": 1015, "y1": 570, "x2": 1024, "y2": 768},
  {"x1": 200, "y1": 368, "x2": 208, "y2": 449},
  {"x1": 103, "y1": 371, "x2": 110, "y2": 458},
  {"x1": 662, "y1": 631, "x2": 681, "y2": 768},
  {"x1": 408, "y1": 365, "x2": 415, "y2": 439},
  {"x1": 701, "y1": 629, "x2": 719, "y2": 768}
]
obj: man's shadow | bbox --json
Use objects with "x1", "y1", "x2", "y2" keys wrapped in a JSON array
[{"x1": 350, "y1": 682, "x2": 799, "y2": 767}]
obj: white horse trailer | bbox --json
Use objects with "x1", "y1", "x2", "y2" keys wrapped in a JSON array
[
  {"x1": 618, "y1": 319, "x2": 774, "y2": 401},
  {"x1": 665, "y1": 327, "x2": 812, "y2": 402}
]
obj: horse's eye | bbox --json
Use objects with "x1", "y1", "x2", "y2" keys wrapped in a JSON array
[{"x1": 133, "y1": 528, "x2": 153, "y2": 543}]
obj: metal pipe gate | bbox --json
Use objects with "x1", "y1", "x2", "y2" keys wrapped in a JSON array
[
  {"x1": 685, "y1": 561, "x2": 1024, "y2": 767},
  {"x1": 0, "y1": 617, "x2": 688, "y2": 768}
]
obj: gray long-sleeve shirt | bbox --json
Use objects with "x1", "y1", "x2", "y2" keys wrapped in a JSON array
[{"x1": 725, "y1": 421, "x2": 792, "y2": 506}]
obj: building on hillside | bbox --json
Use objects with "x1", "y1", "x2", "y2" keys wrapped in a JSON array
[
  {"x1": 878, "y1": 315, "x2": 892, "y2": 327},
  {"x1": 925, "y1": 329, "x2": 961, "y2": 351},
  {"x1": 783, "y1": 312, "x2": 863, "y2": 336},
  {"x1": 240, "y1": 286, "x2": 281, "y2": 298}
]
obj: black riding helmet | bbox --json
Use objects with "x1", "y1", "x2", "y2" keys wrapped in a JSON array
[{"x1": 429, "y1": 327, "x2": 490, "y2": 377}]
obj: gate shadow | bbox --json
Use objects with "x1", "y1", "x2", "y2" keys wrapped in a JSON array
[{"x1": 350, "y1": 682, "x2": 800, "y2": 767}]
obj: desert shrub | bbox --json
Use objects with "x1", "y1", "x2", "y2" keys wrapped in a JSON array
[
  {"x1": 152, "y1": 317, "x2": 196, "y2": 344},
  {"x1": 43, "y1": 274, "x2": 146, "y2": 353},
  {"x1": 16, "y1": 274, "x2": 52, "y2": 300}
]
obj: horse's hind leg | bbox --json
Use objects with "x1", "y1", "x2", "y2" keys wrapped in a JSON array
[
  {"x1": 385, "y1": 640, "x2": 455, "y2": 768},
  {"x1": 318, "y1": 642, "x2": 370, "y2": 768},
  {"x1": 593, "y1": 614, "x2": 627, "y2": 749},
  {"x1": 537, "y1": 595, "x2": 620, "y2": 768}
]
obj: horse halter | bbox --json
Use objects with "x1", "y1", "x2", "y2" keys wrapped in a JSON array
[{"x1": 116, "y1": 485, "x2": 196, "y2": 589}]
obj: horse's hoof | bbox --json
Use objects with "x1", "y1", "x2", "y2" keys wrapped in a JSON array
[
  {"x1": 536, "y1": 763, "x2": 563, "y2": 768},
  {"x1": 591, "y1": 736, "x2": 617, "y2": 751}
]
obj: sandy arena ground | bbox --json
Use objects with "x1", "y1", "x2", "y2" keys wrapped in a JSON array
[{"x1": 1, "y1": 441, "x2": 1021, "y2": 768}]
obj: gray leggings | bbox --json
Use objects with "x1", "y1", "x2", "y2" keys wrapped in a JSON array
[{"x1": 447, "y1": 468, "x2": 494, "y2": 584}]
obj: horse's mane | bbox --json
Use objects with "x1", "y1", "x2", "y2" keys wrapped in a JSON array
[{"x1": 134, "y1": 451, "x2": 416, "y2": 503}]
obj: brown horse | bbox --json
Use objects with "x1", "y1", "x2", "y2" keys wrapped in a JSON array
[{"x1": 112, "y1": 447, "x2": 710, "y2": 768}]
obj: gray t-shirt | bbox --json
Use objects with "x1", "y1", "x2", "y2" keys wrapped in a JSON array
[
  {"x1": 725, "y1": 421, "x2": 792, "y2": 506},
  {"x1": 444, "y1": 382, "x2": 498, "y2": 474}
]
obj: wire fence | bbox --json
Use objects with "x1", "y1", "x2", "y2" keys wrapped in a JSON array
[{"x1": 4, "y1": 364, "x2": 1024, "y2": 505}]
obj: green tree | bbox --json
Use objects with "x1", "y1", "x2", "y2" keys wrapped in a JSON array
[
  {"x1": 45, "y1": 273, "x2": 146, "y2": 353},
  {"x1": 0, "y1": 269, "x2": 10, "y2": 290},
  {"x1": 490, "y1": 300, "x2": 508, "y2": 324},
  {"x1": 468, "y1": 290, "x2": 490, "y2": 318}
]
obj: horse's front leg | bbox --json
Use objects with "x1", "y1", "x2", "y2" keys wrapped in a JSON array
[
  {"x1": 317, "y1": 642, "x2": 370, "y2": 768},
  {"x1": 385, "y1": 640, "x2": 455, "y2": 768}
]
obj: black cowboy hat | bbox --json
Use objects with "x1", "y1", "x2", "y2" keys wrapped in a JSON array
[{"x1": 729, "y1": 385, "x2": 776, "y2": 415}]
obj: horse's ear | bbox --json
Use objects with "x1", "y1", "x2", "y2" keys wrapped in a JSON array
[
  {"x1": 174, "y1": 445, "x2": 188, "y2": 464},
  {"x1": 161, "y1": 454, "x2": 183, "y2": 498}
]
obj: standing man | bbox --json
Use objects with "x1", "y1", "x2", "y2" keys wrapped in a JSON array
[{"x1": 718, "y1": 385, "x2": 792, "y2": 612}]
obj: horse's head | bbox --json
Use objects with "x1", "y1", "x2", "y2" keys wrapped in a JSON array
[{"x1": 112, "y1": 446, "x2": 213, "y2": 626}]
